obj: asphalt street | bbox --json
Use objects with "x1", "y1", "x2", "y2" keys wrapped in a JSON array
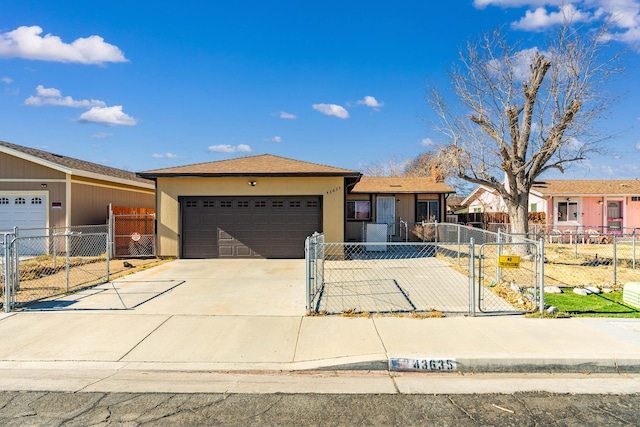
[{"x1": 0, "y1": 389, "x2": 638, "y2": 426}]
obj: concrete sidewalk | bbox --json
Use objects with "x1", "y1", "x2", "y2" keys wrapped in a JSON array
[{"x1": 0, "y1": 259, "x2": 639, "y2": 392}]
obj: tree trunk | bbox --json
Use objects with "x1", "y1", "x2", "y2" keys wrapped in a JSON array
[{"x1": 506, "y1": 193, "x2": 530, "y2": 255}]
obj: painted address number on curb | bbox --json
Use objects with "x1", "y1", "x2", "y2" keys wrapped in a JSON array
[{"x1": 389, "y1": 358, "x2": 457, "y2": 372}]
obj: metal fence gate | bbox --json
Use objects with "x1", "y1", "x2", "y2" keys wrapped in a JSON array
[
  {"x1": 476, "y1": 241, "x2": 541, "y2": 315},
  {"x1": 109, "y1": 213, "x2": 156, "y2": 257},
  {"x1": 2, "y1": 230, "x2": 109, "y2": 312},
  {"x1": 305, "y1": 224, "x2": 543, "y2": 316}
]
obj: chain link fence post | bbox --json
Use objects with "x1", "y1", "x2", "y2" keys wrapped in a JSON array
[
  {"x1": 613, "y1": 234, "x2": 617, "y2": 286},
  {"x1": 539, "y1": 237, "x2": 545, "y2": 315},
  {"x1": 633, "y1": 229, "x2": 637, "y2": 270},
  {"x1": 305, "y1": 235, "x2": 311, "y2": 313},
  {"x1": 106, "y1": 228, "x2": 111, "y2": 282},
  {"x1": 469, "y1": 237, "x2": 476, "y2": 317},
  {"x1": 4, "y1": 233, "x2": 10, "y2": 313},
  {"x1": 65, "y1": 233, "x2": 70, "y2": 293},
  {"x1": 457, "y1": 224, "x2": 461, "y2": 265},
  {"x1": 52, "y1": 226, "x2": 57, "y2": 270},
  {"x1": 496, "y1": 229, "x2": 502, "y2": 283},
  {"x1": 434, "y1": 220, "x2": 438, "y2": 244}
]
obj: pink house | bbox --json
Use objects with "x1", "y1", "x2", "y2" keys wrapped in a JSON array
[
  {"x1": 463, "y1": 180, "x2": 640, "y2": 237},
  {"x1": 531, "y1": 180, "x2": 640, "y2": 234}
]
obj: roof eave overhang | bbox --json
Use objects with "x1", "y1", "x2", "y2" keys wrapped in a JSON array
[
  {"x1": 138, "y1": 172, "x2": 362, "y2": 179},
  {"x1": 350, "y1": 189, "x2": 456, "y2": 194},
  {"x1": 0, "y1": 145, "x2": 72, "y2": 175},
  {"x1": 1, "y1": 145, "x2": 154, "y2": 189}
]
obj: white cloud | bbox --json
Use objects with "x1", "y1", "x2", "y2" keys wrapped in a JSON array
[
  {"x1": 25, "y1": 85, "x2": 135, "y2": 126},
  {"x1": 486, "y1": 47, "x2": 550, "y2": 82},
  {"x1": 35, "y1": 86, "x2": 60, "y2": 97},
  {"x1": 207, "y1": 144, "x2": 252, "y2": 153},
  {"x1": 474, "y1": 0, "x2": 564, "y2": 8},
  {"x1": 1, "y1": 77, "x2": 12, "y2": 84},
  {"x1": 357, "y1": 96, "x2": 384, "y2": 108},
  {"x1": 25, "y1": 85, "x2": 106, "y2": 108},
  {"x1": 476, "y1": 1, "x2": 640, "y2": 47},
  {"x1": 279, "y1": 111, "x2": 297, "y2": 119},
  {"x1": 263, "y1": 136, "x2": 283, "y2": 143},
  {"x1": 312, "y1": 103, "x2": 350, "y2": 119},
  {"x1": 0, "y1": 26, "x2": 127, "y2": 64},
  {"x1": 419, "y1": 138, "x2": 434, "y2": 147},
  {"x1": 512, "y1": 4, "x2": 594, "y2": 31},
  {"x1": 78, "y1": 106, "x2": 137, "y2": 126},
  {"x1": 152, "y1": 152, "x2": 179, "y2": 159},
  {"x1": 635, "y1": 142, "x2": 640, "y2": 150},
  {"x1": 90, "y1": 132, "x2": 113, "y2": 138}
]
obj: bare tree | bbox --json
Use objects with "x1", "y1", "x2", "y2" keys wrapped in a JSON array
[
  {"x1": 404, "y1": 152, "x2": 474, "y2": 195},
  {"x1": 429, "y1": 22, "x2": 623, "y2": 238},
  {"x1": 358, "y1": 156, "x2": 411, "y2": 176}
]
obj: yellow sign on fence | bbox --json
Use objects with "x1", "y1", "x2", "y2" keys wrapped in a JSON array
[{"x1": 498, "y1": 255, "x2": 521, "y2": 269}]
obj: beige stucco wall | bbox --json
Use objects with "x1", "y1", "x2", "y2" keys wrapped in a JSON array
[{"x1": 156, "y1": 176, "x2": 346, "y2": 257}]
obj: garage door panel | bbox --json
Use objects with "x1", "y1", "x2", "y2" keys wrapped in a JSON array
[
  {"x1": 251, "y1": 214, "x2": 269, "y2": 225},
  {"x1": 235, "y1": 246, "x2": 252, "y2": 256},
  {"x1": 181, "y1": 196, "x2": 321, "y2": 259},
  {"x1": 218, "y1": 229, "x2": 235, "y2": 240},
  {"x1": 0, "y1": 194, "x2": 47, "y2": 233},
  {"x1": 218, "y1": 246, "x2": 234, "y2": 257}
]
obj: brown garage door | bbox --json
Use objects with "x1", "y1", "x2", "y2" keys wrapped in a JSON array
[{"x1": 181, "y1": 196, "x2": 322, "y2": 259}]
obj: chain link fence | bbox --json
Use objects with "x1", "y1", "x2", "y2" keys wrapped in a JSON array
[
  {"x1": 306, "y1": 221, "x2": 640, "y2": 316},
  {"x1": 534, "y1": 234, "x2": 639, "y2": 289},
  {"x1": 305, "y1": 225, "x2": 541, "y2": 316},
  {"x1": 2, "y1": 230, "x2": 109, "y2": 311}
]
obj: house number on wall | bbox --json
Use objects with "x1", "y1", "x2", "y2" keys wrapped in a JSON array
[{"x1": 326, "y1": 186, "x2": 342, "y2": 194}]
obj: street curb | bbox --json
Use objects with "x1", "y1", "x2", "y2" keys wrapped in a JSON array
[{"x1": 316, "y1": 358, "x2": 640, "y2": 374}]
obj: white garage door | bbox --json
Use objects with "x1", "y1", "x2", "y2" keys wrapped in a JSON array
[{"x1": 0, "y1": 194, "x2": 47, "y2": 232}]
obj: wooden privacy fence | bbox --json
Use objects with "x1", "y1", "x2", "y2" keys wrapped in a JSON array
[
  {"x1": 108, "y1": 205, "x2": 156, "y2": 257},
  {"x1": 453, "y1": 212, "x2": 546, "y2": 227}
]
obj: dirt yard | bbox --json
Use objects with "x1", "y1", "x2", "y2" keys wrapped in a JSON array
[{"x1": 2, "y1": 257, "x2": 171, "y2": 306}]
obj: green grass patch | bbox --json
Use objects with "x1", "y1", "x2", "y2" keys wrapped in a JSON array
[{"x1": 544, "y1": 290, "x2": 640, "y2": 318}]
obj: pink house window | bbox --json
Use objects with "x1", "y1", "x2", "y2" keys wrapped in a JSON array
[{"x1": 557, "y1": 201, "x2": 577, "y2": 222}]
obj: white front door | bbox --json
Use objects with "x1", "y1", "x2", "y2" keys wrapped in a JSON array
[{"x1": 376, "y1": 196, "x2": 396, "y2": 236}]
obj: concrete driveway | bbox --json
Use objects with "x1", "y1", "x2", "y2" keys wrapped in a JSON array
[{"x1": 27, "y1": 259, "x2": 308, "y2": 316}]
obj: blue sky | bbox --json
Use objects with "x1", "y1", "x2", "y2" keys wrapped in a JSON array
[{"x1": 1, "y1": 0, "x2": 639, "y2": 183}]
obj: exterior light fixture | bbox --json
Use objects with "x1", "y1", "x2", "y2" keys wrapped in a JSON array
[
  {"x1": 248, "y1": 181, "x2": 257, "y2": 186},
  {"x1": 40, "y1": 183, "x2": 47, "y2": 188}
]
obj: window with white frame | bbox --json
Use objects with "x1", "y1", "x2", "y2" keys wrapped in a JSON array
[{"x1": 557, "y1": 201, "x2": 578, "y2": 222}]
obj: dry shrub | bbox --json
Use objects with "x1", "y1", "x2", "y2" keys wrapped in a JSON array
[{"x1": 491, "y1": 281, "x2": 536, "y2": 311}]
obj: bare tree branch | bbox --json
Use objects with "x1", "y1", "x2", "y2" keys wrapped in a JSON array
[{"x1": 426, "y1": 20, "x2": 624, "y2": 236}]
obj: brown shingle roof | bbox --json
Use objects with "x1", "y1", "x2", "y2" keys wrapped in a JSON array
[
  {"x1": 0, "y1": 140, "x2": 153, "y2": 186},
  {"x1": 138, "y1": 154, "x2": 361, "y2": 177},
  {"x1": 351, "y1": 176, "x2": 455, "y2": 194},
  {"x1": 532, "y1": 180, "x2": 640, "y2": 196}
]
